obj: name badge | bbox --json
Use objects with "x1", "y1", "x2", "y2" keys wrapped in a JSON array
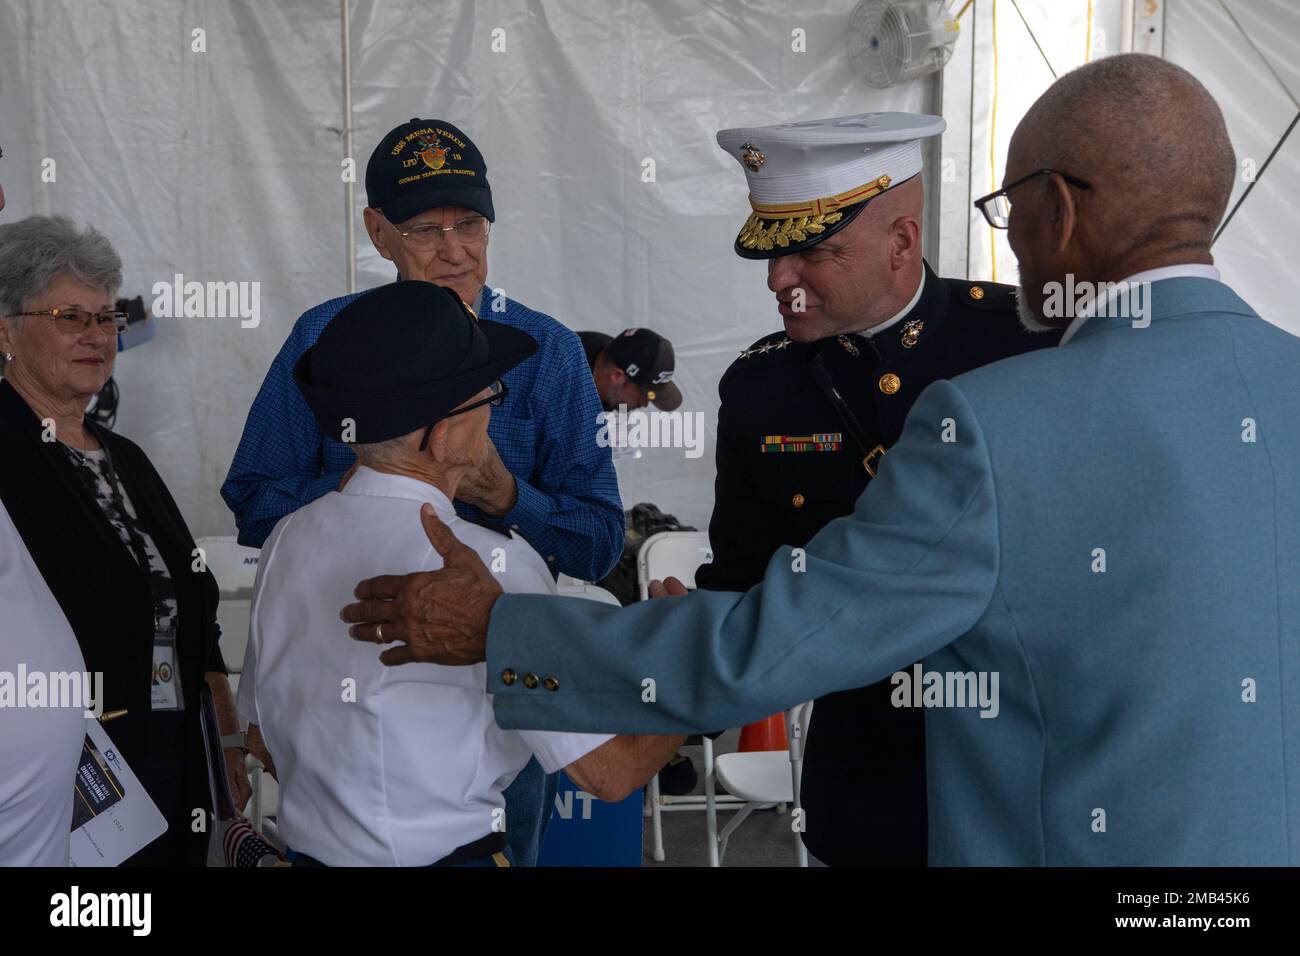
[{"x1": 151, "y1": 632, "x2": 184, "y2": 712}]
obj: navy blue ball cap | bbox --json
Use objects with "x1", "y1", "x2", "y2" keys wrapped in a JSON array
[
  {"x1": 294, "y1": 281, "x2": 536, "y2": 444},
  {"x1": 365, "y1": 119, "x2": 494, "y2": 224}
]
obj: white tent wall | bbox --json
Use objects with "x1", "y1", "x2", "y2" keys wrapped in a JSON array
[
  {"x1": 940, "y1": 0, "x2": 1299, "y2": 338},
  {"x1": 1, "y1": 0, "x2": 927, "y2": 541},
  {"x1": 939, "y1": 0, "x2": 1125, "y2": 284},
  {"x1": 4, "y1": 1, "x2": 1294, "y2": 544},
  {"x1": 1165, "y1": 0, "x2": 1300, "y2": 337},
  {"x1": 0, "y1": 0, "x2": 346, "y2": 539}
]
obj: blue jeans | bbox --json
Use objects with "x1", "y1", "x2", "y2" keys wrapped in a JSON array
[{"x1": 502, "y1": 757, "x2": 559, "y2": 867}]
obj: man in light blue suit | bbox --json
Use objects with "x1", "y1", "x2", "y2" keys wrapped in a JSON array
[{"x1": 340, "y1": 55, "x2": 1299, "y2": 865}]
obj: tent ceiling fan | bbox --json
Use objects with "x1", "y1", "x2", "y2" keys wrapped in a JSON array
[{"x1": 848, "y1": 0, "x2": 962, "y2": 89}]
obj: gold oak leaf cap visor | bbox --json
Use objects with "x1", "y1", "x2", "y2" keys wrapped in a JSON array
[{"x1": 716, "y1": 111, "x2": 946, "y2": 259}]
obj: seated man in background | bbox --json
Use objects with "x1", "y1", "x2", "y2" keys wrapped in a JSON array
[
  {"x1": 237, "y1": 282, "x2": 680, "y2": 866},
  {"x1": 575, "y1": 327, "x2": 697, "y2": 793},
  {"x1": 577, "y1": 327, "x2": 682, "y2": 412}
]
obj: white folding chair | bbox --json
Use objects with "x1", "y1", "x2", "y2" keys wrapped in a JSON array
[
  {"x1": 557, "y1": 583, "x2": 622, "y2": 606},
  {"x1": 196, "y1": 535, "x2": 260, "y2": 594},
  {"x1": 221, "y1": 594, "x2": 281, "y2": 829},
  {"x1": 195, "y1": 536, "x2": 274, "y2": 823},
  {"x1": 197, "y1": 536, "x2": 258, "y2": 670},
  {"x1": 708, "y1": 700, "x2": 813, "y2": 867},
  {"x1": 635, "y1": 532, "x2": 713, "y2": 602},
  {"x1": 632, "y1": 532, "x2": 748, "y2": 862}
]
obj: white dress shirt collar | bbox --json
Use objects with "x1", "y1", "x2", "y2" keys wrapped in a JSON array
[
  {"x1": 857, "y1": 268, "x2": 926, "y2": 339},
  {"x1": 1059, "y1": 263, "x2": 1221, "y2": 346},
  {"x1": 342, "y1": 465, "x2": 456, "y2": 515}
]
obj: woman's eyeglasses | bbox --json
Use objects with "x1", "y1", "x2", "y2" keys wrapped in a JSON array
[
  {"x1": 9, "y1": 307, "x2": 127, "y2": 335},
  {"x1": 418, "y1": 380, "x2": 508, "y2": 451}
]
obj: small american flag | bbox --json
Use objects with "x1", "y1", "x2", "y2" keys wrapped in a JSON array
[{"x1": 220, "y1": 818, "x2": 281, "y2": 867}]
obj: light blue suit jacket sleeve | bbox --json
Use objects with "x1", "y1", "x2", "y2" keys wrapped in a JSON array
[{"x1": 487, "y1": 380, "x2": 998, "y2": 734}]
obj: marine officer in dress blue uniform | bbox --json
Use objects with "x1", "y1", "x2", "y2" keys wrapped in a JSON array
[{"x1": 695, "y1": 112, "x2": 1061, "y2": 865}]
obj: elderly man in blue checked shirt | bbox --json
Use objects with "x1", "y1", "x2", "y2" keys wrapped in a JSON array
[{"x1": 221, "y1": 118, "x2": 623, "y2": 866}]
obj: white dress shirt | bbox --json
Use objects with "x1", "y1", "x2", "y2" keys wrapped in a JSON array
[
  {"x1": 1059, "y1": 263, "x2": 1222, "y2": 345},
  {"x1": 237, "y1": 466, "x2": 610, "y2": 866},
  {"x1": 0, "y1": 499, "x2": 86, "y2": 866}
]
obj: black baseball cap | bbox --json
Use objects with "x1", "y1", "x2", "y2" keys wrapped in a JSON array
[
  {"x1": 294, "y1": 281, "x2": 536, "y2": 444},
  {"x1": 605, "y1": 328, "x2": 682, "y2": 411},
  {"x1": 365, "y1": 119, "x2": 494, "y2": 225}
]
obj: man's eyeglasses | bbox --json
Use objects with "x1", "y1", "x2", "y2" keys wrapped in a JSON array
[
  {"x1": 973, "y1": 169, "x2": 1092, "y2": 229},
  {"x1": 418, "y1": 380, "x2": 508, "y2": 451},
  {"x1": 8, "y1": 307, "x2": 127, "y2": 335},
  {"x1": 386, "y1": 214, "x2": 490, "y2": 250}
]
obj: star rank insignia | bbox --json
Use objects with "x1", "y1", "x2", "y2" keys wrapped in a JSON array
[{"x1": 740, "y1": 336, "x2": 791, "y2": 359}]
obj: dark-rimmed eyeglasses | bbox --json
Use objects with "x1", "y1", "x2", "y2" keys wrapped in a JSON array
[
  {"x1": 8, "y1": 307, "x2": 127, "y2": 335},
  {"x1": 384, "y1": 214, "x2": 490, "y2": 250},
  {"x1": 418, "y1": 380, "x2": 508, "y2": 452},
  {"x1": 973, "y1": 169, "x2": 1092, "y2": 229}
]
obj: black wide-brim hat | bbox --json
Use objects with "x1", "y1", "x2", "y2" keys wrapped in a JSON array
[{"x1": 294, "y1": 281, "x2": 537, "y2": 444}]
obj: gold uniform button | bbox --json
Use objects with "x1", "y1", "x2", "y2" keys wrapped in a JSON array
[
  {"x1": 969, "y1": 285, "x2": 985, "y2": 300},
  {"x1": 522, "y1": 673, "x2": 540, "y2": 689},
  {"x1": 501, "y1": 668, "x2": 517, "y2": 686},
  {"x1": 543, "y1": 676, "x2": 560, "y2": 692},
  {"x1": 878, "y1": 373, "x2": 901, "y2": 395},
  {"x1": 791, "y1": 493, "x2": 805, "y2": 508}
]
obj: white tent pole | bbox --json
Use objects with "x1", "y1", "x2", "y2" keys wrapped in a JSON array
[
  {"x1": 923, "y1": 68, "x2": 943, "y2": 269},
  {"x1": 1133, "y1": 0, "x2": 1164, "y2": 56},
  {"x1": 341, "y1": 0, "x2": 358, "y2": 294}
]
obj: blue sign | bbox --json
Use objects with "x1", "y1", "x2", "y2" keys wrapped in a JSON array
[{"x1": 537, "y1": 772, "x2": 642, "y2": 867}]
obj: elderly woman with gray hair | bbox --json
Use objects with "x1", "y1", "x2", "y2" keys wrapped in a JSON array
[{"x1": 0, "y1": 215, "x2": 246, "y2": 865}]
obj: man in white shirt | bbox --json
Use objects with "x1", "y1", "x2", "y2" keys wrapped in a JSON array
[
  {"x1": 0, "y1": 498, "x2": 87, "y2": 866},
  {"x1": 237, "y1": 280, "x2": 680, "y2": 866},
  {"x1": 1, "y1": 157, "x2": 84, "y2": 867}
]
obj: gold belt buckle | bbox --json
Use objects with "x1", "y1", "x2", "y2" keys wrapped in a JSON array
[{"x1": 863, "y1": 443, "x2": 886, "y2": 478}]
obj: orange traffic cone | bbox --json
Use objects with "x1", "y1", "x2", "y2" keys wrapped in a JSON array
[{"x1": 737, "y1": 713, "x2": 787, "y2": 752}]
